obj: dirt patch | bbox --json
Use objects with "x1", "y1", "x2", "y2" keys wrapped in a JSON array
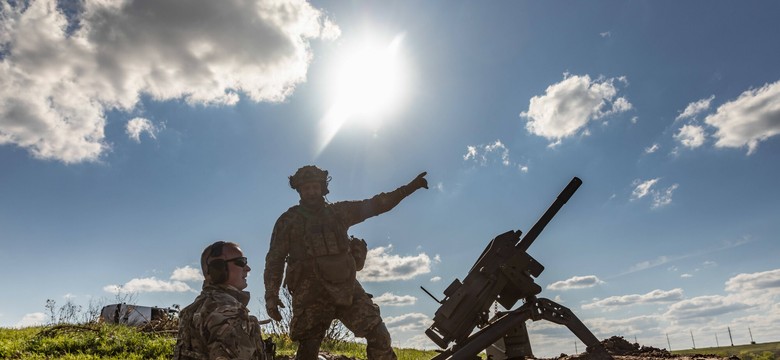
[{"x1": 549, "y1": 336, "x2": 737, "y2": 360}]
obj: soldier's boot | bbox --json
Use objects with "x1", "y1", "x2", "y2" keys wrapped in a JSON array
[
  {"x1": 365, "y1": 323, "x2": 397, "y2": 360},
  {"x1": 295, "y1": 338, "x2": 322, "y2": 360}
]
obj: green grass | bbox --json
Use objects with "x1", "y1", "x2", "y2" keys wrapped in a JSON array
[
  {"x1": 2, "y1": 324, "x2": 439, "y2": 360},
  {"x1": 671, "y1": 341, "x2": 780, "y2": 360},
  {"x1": 1, "y1": 324, "x2": 175, "y2": 359}
]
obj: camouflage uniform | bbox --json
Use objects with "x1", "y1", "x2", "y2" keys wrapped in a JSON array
[
  {"x1": 264, "y1": 183, "x2": 421, "y2": 360},
  {"x1": 174, "y1": 284, "x2": 266, "y2": 360}
]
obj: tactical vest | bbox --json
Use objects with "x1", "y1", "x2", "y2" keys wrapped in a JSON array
[{"x1": 286, "y1": 205, "x2": 357, "y2": 305}]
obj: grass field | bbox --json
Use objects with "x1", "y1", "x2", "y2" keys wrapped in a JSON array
[
  {"x1": 671, "y1": 341, "x2": 780, "y2": 360},
  {"x1": 3, "y1": 323, "x2": 778, "y2": 360},
  {"x1": 0, "y1": 324, "x2": 440, "y2": 360}
]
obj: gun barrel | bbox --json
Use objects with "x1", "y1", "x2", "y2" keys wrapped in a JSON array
[{"x1": 515, "y1": 177, "x2": 582, "y2": 252}]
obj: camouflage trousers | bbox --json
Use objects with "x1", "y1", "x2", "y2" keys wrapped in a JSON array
[{"x1": 289, "y1": 278, "x2": 396, "y2": 360}]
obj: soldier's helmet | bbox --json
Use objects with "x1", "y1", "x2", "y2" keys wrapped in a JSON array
[{"x1": 289, "y1": 165, "x2": 331, "y2": 195}]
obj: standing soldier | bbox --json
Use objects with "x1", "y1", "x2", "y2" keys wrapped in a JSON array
[
  {"x1": 174, "y1": 241, "x2": 267, "y2": 360},
  {"x1": 264, "y1": 165, "x2": 428, "y2": 360}
]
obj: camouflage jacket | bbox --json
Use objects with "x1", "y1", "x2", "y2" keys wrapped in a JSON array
[
  {"x1": 263, "y1": 183, "x2": 417, "y2": 300},
  {"x1": 174, "y1": 284, "x2": 266, "y2": 360}
]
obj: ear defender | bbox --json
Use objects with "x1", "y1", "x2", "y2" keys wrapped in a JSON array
[
  {"x1": 208, "y1": 259, "x2": 229, "y2": 284},
  {"x1": 206, "y1": 241, "x2": 229, "y2": 284}
]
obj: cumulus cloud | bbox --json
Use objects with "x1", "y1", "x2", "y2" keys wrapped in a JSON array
[
  {"x1": 463, "y1": 140, "x2": 528, "y2": 171},
  {"x1": 520, "y1": 73, "x2": 632, "y2": 146},
  {"x1": 704, "y1": 80, "x2": 780, "y2": 155},
  {"x1": 358, "y1": 245, "x2": 432, "y2": 282},
  {"x1": 586, "y1": 315, "x2": 662, "y2": 337},
  {"x1": 384, "y1": 312, "x2": 430, "y2": 332},
  {"x1": 15, "y1": 312, "x2": 47, "y2": 328},
  {"x1": 676, "y1": 95, "x2": 715, "y2": 121},
  {"x1": 170, "y1": 265, "x2": 203, "y2": 282},
  {"x1": 664, "y1": 295, "x2": 751, "y2": 321},
  {"x1": 373, "y1": 292, "x2": 417, "y2": 306},
  {"x1": 674, "y1": 124, "x2": 707, "y2": 149},
  {"x1": 103, "y1": 277, "x2": 193, "y2": 294},
  {"x1": 546, "y1": 275, "x2": 605, "y2": 291},
  {"x1": 583, "y1": 288, "x2": 684, "y2": 310},
  {"x1": 0, "y1": 0, "x2": 339, "y2": 163},
  {"x1": 724, "y1": 268, "x2": 780, "y2": 292},
  {"x1": 125, "y1": 117, "x2": 158, "y2": 143}
]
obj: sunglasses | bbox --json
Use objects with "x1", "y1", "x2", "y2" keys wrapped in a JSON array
[{"x1": 225, "y1": 256, "x2": 248, "y2": 268}]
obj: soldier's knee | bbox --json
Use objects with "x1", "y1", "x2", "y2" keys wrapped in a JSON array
[{"x1": 365, "y1": 323, "x2": 396, "y2": 360}]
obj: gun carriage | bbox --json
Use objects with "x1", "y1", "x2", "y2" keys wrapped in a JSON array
[{"x1": 422, "y1": 177, "x2": 611, "y2": 360}]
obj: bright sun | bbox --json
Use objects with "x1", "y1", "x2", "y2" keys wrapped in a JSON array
[{"x1": 318, "y1": 33, "x2": 408, "y2": 153}]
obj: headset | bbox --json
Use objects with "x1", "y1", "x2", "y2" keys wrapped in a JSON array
[{"x1": 205, "y1": 241, "x2": 229, "y2": 284}]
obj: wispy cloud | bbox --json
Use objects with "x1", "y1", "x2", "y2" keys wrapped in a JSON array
[
  {"x1": 373, "y1": 292, "x2": 417, "y2": 306},
  {"x1": 358, "y1": 245, "x2": 432, "y2": 282},
  {"x1": 430, "y1": 276, "x2": 441, "y2": 282},
  {"x1": 547, "y1": 275, "x2": 605, "y2": 290},
  {"x1": 644, "y1": 143, "x2": 660, "y2": 154},
  {"x1": 583, "y1": 288, "x2": 684, "y2": 310},
  {"x1": 630, "y1": 178, "x2": 678, "y2": 209},
  {"x1": 705, "y1": 80, "x2": 780, "y2": 155},
  {"x1": 463, "y1": 140, "x2": 528, "y2": 171},
  {"x1": 0, "y1": 0, "x2": 339, "y2": 163},
  {"x1": 520, "y1": 73, "x2": 632, "y2": 147},
  {"x1": 676, "y1": 95, "x2": 715, "y2": 121}
]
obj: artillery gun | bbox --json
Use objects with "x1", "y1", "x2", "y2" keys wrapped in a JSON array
[{"x1": 422, "y1": 177, "x2": 611, "y2": 360}]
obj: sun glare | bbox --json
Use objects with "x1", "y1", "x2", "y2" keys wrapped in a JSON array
[{"x1": 318, "y1": 33, "x2": 408, "y2": 154}]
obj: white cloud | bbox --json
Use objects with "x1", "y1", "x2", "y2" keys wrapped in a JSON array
[
  {"x1": 676, "y1": 95, "x2": 715, "y2": 121},
  {"x1": 664, "y1": 295, "x2": 751, "y2": 321},
  {"x1": 463, "y1": 140, "x2": 526, "y2": 171},
  {"x1": 724, "y1": 268, "x2": 780, "y2": 292},
  {"x1": 125, "y1": 117, "x2": 158, "y2": 143},
  {"x1": 644, "y1": 143, "x2": 659, "y2": 154},
  {"x1": 103, "y1": 277, "x2": 193, "y2": 294},
  {"x1": 681, "y1": 273, "x2": 693, "y2": 278},
  {"x1": 546, "y1": 275, "x2": 605, "y2": 291},
  {"x1": 430, "y1": 276, "x2": 441, "y2": 282},
  {"x1": 373, "y1": 292, "x2": 417, "y2": 306},
  {"x1": 631, "y1": 178, "x2": 678, "y2": 208},
  {"x1": 705, "y1": 80, "x2": 780, "y2": 155},
  {"x1": 358, "y1": 245, "x2": 432, "y2": 282},
  {"x1": 583, "y1": 288, "x2": 684, "y2": 310},
  {"x1": 0, "y1": 0, "x2": 338, "y2": 163},
  {"x1": 629, "y1": 256, "x2": 671, "y2": 272},
  {"x1": 651, "y1": 183, "x2": 678, "y2": 209},
  {"x1": 599, "y1": 31, "x2": 611, "y2": 38},
  {"x1": 170, "y1": 265, "x2": 203, "y2": 282},
  {"x1": 15, "y1": 312, "x2": 47, "y2": 328},
  {"x1": 384, "y1": 312, "x2": 430, "y2": 332},
  {"x1": 631, "y1": 178, "x2": 659, "y2": 200},
  {"x1": 520, "y1": 73, "x2": 632, "y2": 146},
  {"x1": 674, "y1": 124, "x2": 706, "y2": 149}
]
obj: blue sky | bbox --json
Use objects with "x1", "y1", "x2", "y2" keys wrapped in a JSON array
[{"x1": 2, "y1": 0, "x2": 780, "y2": 357}]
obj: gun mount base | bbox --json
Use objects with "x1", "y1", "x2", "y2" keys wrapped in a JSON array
[{"x1": 433, "y1": 296, "x2": 612, "y2": 360}]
